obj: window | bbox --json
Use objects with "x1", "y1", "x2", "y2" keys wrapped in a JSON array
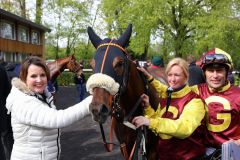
[
  {"x1": 31, "y1": 31, "x2": 40, "y2": 44},
  {"x1": 21, "y1": 53, "x2": 27, "y2": 61},
  {"x1": 0, "y1": 51, "x2": 4, "y2": 60},
  {"x1": 18, "y1": 26, "x2": 29, "y2": 42},
  {"x1": 5, "y1": 52, "x2": 12, "y2": 62},
  {"x1": 0, "y1": 20, "x2": 15, "y2": 39}
]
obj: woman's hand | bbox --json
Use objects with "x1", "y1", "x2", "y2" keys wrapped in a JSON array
[
  {"x1": 132, "y1": 116, "x2": 150, "y2": 128},
  {"x1": 137, "y1": 67, "x2": 152, "y2": 79},
  {"x1": 141, "y1": 94, "x2": 150, "y2": 108}
]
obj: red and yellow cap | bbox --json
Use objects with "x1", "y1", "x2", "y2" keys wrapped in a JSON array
[{"x1": 200, "y1": 48, "x2": 233, "y2": 70}]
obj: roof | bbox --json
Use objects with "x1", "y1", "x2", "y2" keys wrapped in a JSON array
[{"x1": 0, "y1": 8, "x2": 51, "y2": 32}]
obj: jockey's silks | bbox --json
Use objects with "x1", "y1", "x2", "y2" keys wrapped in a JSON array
[
  {"x1": 192, "y1": 82, "x2": 240, "y2": 148},
  {"x1": 144, "y1": 79, "x2": 206, "y2": 160}
]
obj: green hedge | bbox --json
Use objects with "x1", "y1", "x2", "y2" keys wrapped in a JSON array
[
  {"x1": 235, "y1": 74, "x2": 240, "y2": 86},
  {"x1": 57, "y1": 71, "x2": 93, "y2": 86},
  {"x1": 57, "y1": 71, "x2": 240, "y2": 87}
]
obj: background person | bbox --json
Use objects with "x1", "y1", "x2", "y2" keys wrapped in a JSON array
[
  {"x1": 6, "y1": 56, "x2": 92, "y2": 160},
  {"x1": 73, "y1": 59, "x2": 86, "y2": 102},
  {"x1": 0, "y1": 64, "x2": 13, "y2": 160},
  {"x1": 191, "y1": 48, "x2": 240, "y2": 157},
  {"x1": 147, "y1": 56, "x2": 168, "y2": 84},
  {"x1": 133, "y1": 58, "x2": 206, "y2": 160},
  {"x1": 186, "y1": 55, "x2": 205, "y2": 86}
]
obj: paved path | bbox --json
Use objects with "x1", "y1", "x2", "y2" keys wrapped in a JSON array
[{"x1": 55, "y1": 86, "x2": 123, "y2": 160}]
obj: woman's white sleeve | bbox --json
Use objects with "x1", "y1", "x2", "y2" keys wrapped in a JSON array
[{"x1": 13, "y1": 95, "x2": 93, "y2": 129}]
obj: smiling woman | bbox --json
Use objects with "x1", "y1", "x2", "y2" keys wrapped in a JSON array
[
  {"x1": 6, "y1": 56, "x2": 93, "y2": 160},
  {"x1": 19, "y1": 57, "x2": 50, "y2": 94},
  {"x1": 133, "y1": 57, "x2": 207, "y2": 160}
]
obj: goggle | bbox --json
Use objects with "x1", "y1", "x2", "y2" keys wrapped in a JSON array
[{"x1": 202, "y1": 54, "x2": 230, "y2": 65}]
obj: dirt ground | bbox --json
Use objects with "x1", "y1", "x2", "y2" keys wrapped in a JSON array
[{"x1": 55, "y1": 86, "x2": 123, "y2": 160}]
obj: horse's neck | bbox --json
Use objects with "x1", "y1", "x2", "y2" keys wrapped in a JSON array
[
  {"x1": 48, "y1": 58, "x2": 69, "y2": 81},
  {"x1": 121, "y1": 64, "x2": 159, "y2": 111},
  {"x1": 120, "y1": 65, "x2": 145, "y2": 112}
]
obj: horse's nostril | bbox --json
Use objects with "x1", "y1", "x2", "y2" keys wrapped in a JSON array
[
  {"x1": 91, "y1": 108, "x2": 98, "y2": 115},
  {"x1": 100, "y1": 105, "x2": 109, "y2": 115}
]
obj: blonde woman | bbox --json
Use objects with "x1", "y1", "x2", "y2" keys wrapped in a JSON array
[{"x1": 132, "y1": 58, "x2": 206, "y2": 160}]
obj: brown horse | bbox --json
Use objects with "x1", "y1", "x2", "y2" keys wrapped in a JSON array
[
  {"x1": 46, "y1": 54, "x2": 82, "y2": 82},
  {"x1": 86, "y1": 24, "x2": 159, "y2": 160}
]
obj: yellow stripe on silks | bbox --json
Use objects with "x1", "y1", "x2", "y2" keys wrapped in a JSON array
[
  {"x1": 190, "y1": 85, "x2": 199, "y2": 95},
  {"x1": 150, "y1": 78, "x2": 168, "y2": 98},
  {"x1": 144, "y1": 105, "x2": 156, "y2": 118}
]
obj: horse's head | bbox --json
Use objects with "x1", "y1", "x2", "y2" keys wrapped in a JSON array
[
  {"x1": 86, "y1": 25, "x2": 160, "y2": 159},
  {"x1": 86, "y1": 24, "x2": 133, "y2": 124},
  {"x1": 66, "y1": 54, "x2": 83, "y2": 76}
]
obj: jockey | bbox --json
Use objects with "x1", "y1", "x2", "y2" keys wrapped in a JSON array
[{"x1": 191, "y1": 48, "x2": 240, "y2": 156}]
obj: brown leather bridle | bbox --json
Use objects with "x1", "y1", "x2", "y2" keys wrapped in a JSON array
[{"x1": 67, "y1": 58, "x2": 81, "y2": 73}]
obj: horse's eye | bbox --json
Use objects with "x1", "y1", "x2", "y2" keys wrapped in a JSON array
[
  {"x1": 114, "y1": 61, "x2": 124, "y2": 76},
  {"x1": 113, "y1": 57, "x2": 125, "y2": 76},
  {"x1": 115, "y1": 61, "x2": 124, "y2": 68}
]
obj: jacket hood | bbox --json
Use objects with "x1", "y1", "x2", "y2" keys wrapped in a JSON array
[
  {"x1": 6, "y1": 78, "x2": 53, "y2": 113},
  {"x1": 11, "y1": 78, "x2": 35, "y2": 95}
]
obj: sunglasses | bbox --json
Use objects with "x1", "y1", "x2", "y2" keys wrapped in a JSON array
[{"x1": 202, "y1": 54, "x2": 229, "y2": 65}]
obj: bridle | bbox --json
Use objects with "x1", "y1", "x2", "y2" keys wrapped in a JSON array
[
  {"x1": 66, "y1": 58, "x2": 81, "y2": 73},
  {"x1": 95, "y1": 41, "x2": 149, "y2": 160}
]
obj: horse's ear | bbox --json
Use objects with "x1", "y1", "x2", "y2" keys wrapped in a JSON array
[
  {"x1": 117, "y1": 24, "x2": 132, "y2": 48},
  {"x1": 87, "y1": 26, "x2": 102, "y2": 49}
]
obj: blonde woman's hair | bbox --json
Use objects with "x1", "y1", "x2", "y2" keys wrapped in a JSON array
[{"x1": 165, "y1": 57, "x2": 189, "y2": 82}]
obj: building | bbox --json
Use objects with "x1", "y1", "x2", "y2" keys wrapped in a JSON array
[{"x1": 0, "y1": 8, "x2": 50, "y2": 63}]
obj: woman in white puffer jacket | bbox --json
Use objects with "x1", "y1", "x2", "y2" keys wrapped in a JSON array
[{"x1": 6, "y1": 56, "x2": 92, "y2": 160}]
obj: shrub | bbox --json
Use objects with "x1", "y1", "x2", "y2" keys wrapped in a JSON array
[{"x1": 57, "y1": 71, "x2": 93, "y2": 86}]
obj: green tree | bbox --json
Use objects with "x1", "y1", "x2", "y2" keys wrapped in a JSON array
[
  {"x1": 45, "y1": 0, "x2": 91, "y2": 58},
  {"x1": 16, "y1": 0, "x2": 26, "y2": 18},
  {"x1": 99, "y1": 0, "x2": 240, "y2": 68},
  {"x1": 35, "y1": 0, "x2": 43, "y2": 24}
]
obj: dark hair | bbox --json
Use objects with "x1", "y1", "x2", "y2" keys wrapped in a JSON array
[
  {"x1": 19, "y1": 56, "x2": 50, "y2": 82},
  {"x1": 203, "y1": 63, "x2": 229, "y2": 78}
]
